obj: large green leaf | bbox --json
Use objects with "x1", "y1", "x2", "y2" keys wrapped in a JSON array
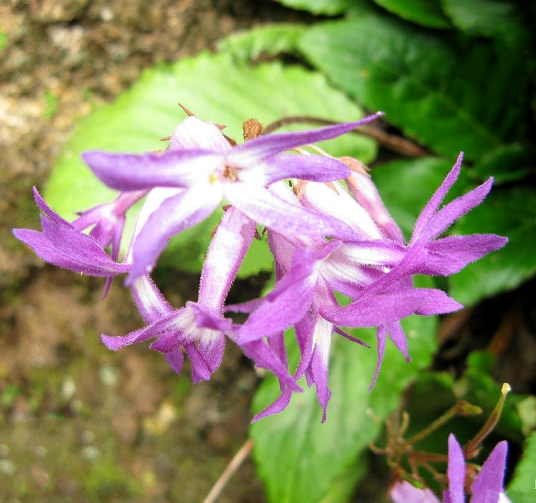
[
  {"x1": 470, "y1": 143, "x2": 530, "y2": 185},
  {"x1": 373, "y1": 0, "x2": 450, "y2": 28},
  {"x1": 507, "y1": 432, "x2": 536, "y2": 503},
  {"x1": 251, "y1": 295, "x2": 437, "y2": 503},
  {"x1": 440, "y1": 0, "x2": 521, "y2": 38},
  {"x1": 217, "y1": 23, "x2": 307, "y2": 60},
  {"x1": 298, "y1": 16, "x2": 525, "y2": 160},
  {"x1": 449, "y1": 185, "x2": 536, "y2": 304},
  {"x1": 44, "y1": 52, "x2": 377, "y2": 276},
  {"x1": 272, "y1": 0, "x2": 359, "y2": 16}
]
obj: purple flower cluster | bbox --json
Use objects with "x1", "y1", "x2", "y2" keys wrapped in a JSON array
[
  {"x1": 13, "y1": 112, "x2": 507, "y2": 421},
  {"x1": 391, "y1": 434, "x2": 510, "y2": 503}
]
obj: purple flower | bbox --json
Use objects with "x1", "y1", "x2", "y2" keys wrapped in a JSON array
[
  {"x1": 321, "y1": 153, "x2": 507, "y2": 384},
  {"x1": 101, "y1": 205, "x2": 298, "y2": 387},
  {"x1": 81, "y1": 114, "x2": 383, "y2": 282},
  {"x1": 13, "y1": 188, "x2": 131, "y2": 277},
  {"x1": 391, "y1": 434, "x2": 510, "y2": 503},
  {"x1": 230, "y1": 154, "x2": 507, "y2": 420}
]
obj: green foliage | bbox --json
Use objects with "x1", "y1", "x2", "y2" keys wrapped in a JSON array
[
  {"x1": 373, "y1": 0, "x2": 450, "y2": 28},
  {"x1": 273, "y1": 0, "x2": 358, "y2": 16},
  {"x1": 298, "y1": 14, "x2": 526, "y2": 161},
  {"x1": 218, "y1": 23, "x2": 307, "y2": 60},
  {"x1": 251, "y1": 301, "x2": 437, "y2": 503},
  {"x1": 0, "y1": 30, "x2": 7, "y2": 51},
  {"x1": 440, "y1": 0, "x2": 522, "y2": 38},
  {"x1": 45, "y1": 52, "x2": 376, "y2": 276},
  {"x1": 507, "y1": 432, "x2": 536, "y2": 502}
]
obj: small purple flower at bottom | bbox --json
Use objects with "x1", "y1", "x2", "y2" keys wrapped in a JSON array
[{"x1": 391, "y1": 434, "x2": 510, "y2": 503}]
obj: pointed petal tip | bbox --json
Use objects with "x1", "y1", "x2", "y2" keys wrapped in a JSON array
[{"x1": 101, "y1": 333, "x2": 121, "y2": 351}]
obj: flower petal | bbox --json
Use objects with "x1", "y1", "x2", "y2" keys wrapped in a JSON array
[
  {"x1": 236, "y1": 242, "x2": 338, "y2": 344},
  {"x1": 321, "y1": 288, "x2": 462, "y2": 327},
  {"x1": 169, "y1": 116, "x2": 231, "y2": 153},
  {"x1": 471, "y1": 440, "x2": 508, "y2": 503},
  {"x1": 198, "y1": 206, "x2": 256, "y2": 313},
  {"x1": 422, "y1": 234, "x2": 508, "y2": 276},
  {"x1": 13, "y1": 225, "x2": 129, "y2": 277},
  {"x1": 239, "y1": 153, "x2": 351, "y2": 186},
  {"x1": 419, "y1": 178, "x2": 494, "y2": 242},
  {"x1": 128, "y1": 184, "x2": 222, "y2": 283},
  {"x1": 82, "y1": 149, "x2": 222, "y2": 191},
  {"x1": 412, "y1": 153, "x2": 464, "y2": 242},
  {"x1": 230, "y1": 112, "x2": 384, "y2": 163},
  {"x1": 391, "y1": 481, "x2": 441, "y2": 503},
  {"x1": 225, "y1": 183, "x2": 357, "y2": 239},
  {"x1": 446, "y1": 434, "x2": 466, "y2": 503}
]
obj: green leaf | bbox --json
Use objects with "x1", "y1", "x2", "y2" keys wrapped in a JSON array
[
  {"x1": 251, "y1": 293, "x2": 437, "y2": 503},
  {"x1": 0, "y1": 30, "x2": 7, "y2": 52},
  {"x1": 299, "y1": 16, "x2": 525, "y2": 160},
  {"x1": 440, "y1": 0, "x2": 521, "y2": 38},
  {"x1": 273, "y1": 0, "x2": 359, "y2": 16},
  {"x1": 44, "y1": 52, "x2": 377, "y2": 276},
  {"x1": 449, "y1": 185, "x2": 536, "y2": 304},
  {"x1": 217, "y1": 24, "x2": 307, "y2": 61},
  {"x1": 373, "y1": 0, "x2": 450, "y2": 28},
  {"x1": 507, "y1": 431, "x2": 536, "y2": 502},
  {"x1": 370, "y1": 157, "x2": 459, "y2": 239},
  {"x1": 470, "y1": 143, "x2": 530, "y2": 185}
]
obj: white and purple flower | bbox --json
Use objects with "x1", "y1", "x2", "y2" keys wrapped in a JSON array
[
  {"x1": 391, "y1": 434, "x2": 510, "y2": 503},
  {"x1": 13, "y1": 112, "x2": 507, "y2": 422}
]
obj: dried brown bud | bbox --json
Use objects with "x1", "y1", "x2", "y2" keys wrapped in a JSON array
[{"x1": 243, "y1": 119, "x2": 263, "y2": 141}]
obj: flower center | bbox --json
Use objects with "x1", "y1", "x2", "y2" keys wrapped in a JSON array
[{"x1": 223, "y1": 165, "x2": 238, "y2": 182}]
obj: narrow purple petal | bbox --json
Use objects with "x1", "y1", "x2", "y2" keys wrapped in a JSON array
[
  {"x1": 386, "y1": 321, "x2": 410, "y2": 362},
  {"x1": 308, "y1": 318, "x2": 333, "y2": 422},
  {"x1": 422, "y1": 234, "x2": 508, "y2": 276},
  {"x1": 193, "y1": 332, "x2": 226, "y2": 374},
  {"x1": 412, "y1": 153, "x2": 464, "y2": 243},
  {"x1": 13, "y1": 227, "x2": 130, "y2": 277},
  {"x1": 321, "y1": 288, "x2": 462, "y2": 328},
  {"x1": 184, "y1": 343, "x2": 212, "y2": 382},
  {"x1": 198, "y1": 206, "x2": 256, "y2": 313},
  {"x1": 82, "y1": 149, "x2": 222, "y2": 191},
  {"x1": 225, "y1": 183, "x2": 357, "y2": 240},
  {"x1": 235, "y1": 265, "x2": 317, "y2": 343},
  {"x1": 252, "y1": 389, "x2": 293, "y2": 422},
  {"x1": 419, "y1": 178, "x2": 493, "y2": 242},
  {"x1": 230, "y1": 112, "x2": 384, "y2": 163},
  {"x1": 243, "y1": 154, "x2": 351, "y2": 186},
  {"x1": 414, "y1": 289, "x2": 464, "y2": 315},
  {"x1": 32, "y1": 187, "x2": 69, "y2": 227},
  {"x1": 130, "y1": 275, "x2": 173, "y2": 323},
  {"x1": 101, "y1": 323, "x2": 162, "y2": 350},
  {"x1": 447, "y1": 434, "x2": 466, "y2": 503},
  {"x1": 128, "y1": 185, "x2": 222, "y2": 283},
  {"x1": 164, "y1": 347, "x2": 185, "y2": 375},
  {"x1": 239, "y1": 339, "x2": 301, "y2": 392},
  {"x1": 369, "y1": 326, "x2": 387, "y2": 391},
  {"x1": 471, "y1": 441, "x2": 508, "y2": 503},
  {"x1": 236, "y1": 242, "x2": 338, "y2": 344}
]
